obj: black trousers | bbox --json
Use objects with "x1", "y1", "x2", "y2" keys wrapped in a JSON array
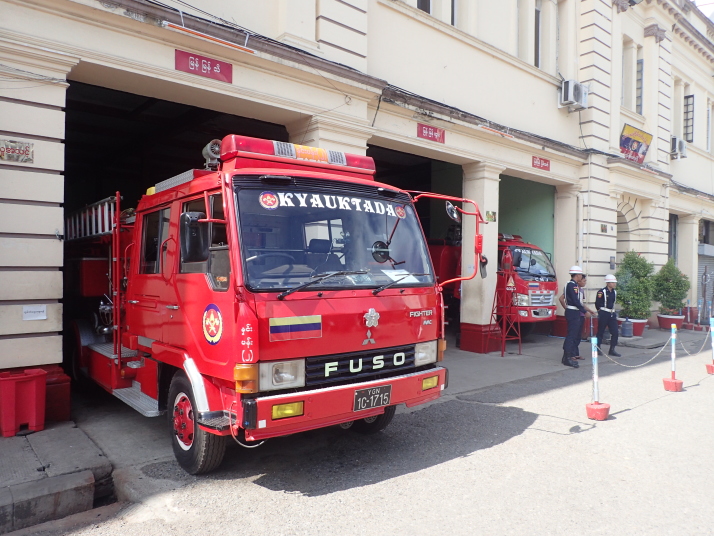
[
  {"x1": 563, "y1": 309, "x2": 581, "y2": 358},
  {"x1": 597, "y1": 310, "x2": 619, "y2": 351}
]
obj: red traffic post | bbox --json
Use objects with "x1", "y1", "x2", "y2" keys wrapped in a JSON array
[
  {"x1": 663, "y1": 323, "x2": 684, "y2": 392},
  {"x1": 586, "y1": 336, "x2": 610, "y2": 420},
  {"x1": 706, "y1": 318, "x2": 714, "y2": 374}
]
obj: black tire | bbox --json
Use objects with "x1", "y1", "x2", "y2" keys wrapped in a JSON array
[
  {"x1": 168, "y1": 371, "x2": 226, "y2": 475},
  {"x1": 518, "y1": 322, "x2": 534, "y2": 338},
  {"x1": 350, "y1": 405, "x2": 396, "y2": 434}
]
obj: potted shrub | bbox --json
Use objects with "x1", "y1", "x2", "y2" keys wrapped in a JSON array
[
  {"x1": 652, "y1": 258, "x2": 690, "y2": 330},
  {"x1": 615, "y1": 251, "x2": 654, "y2": 336}
]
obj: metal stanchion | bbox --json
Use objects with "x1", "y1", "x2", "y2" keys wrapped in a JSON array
[
  {"x1": 586, "y1": 336, "x2": 610, "y2": 420},
  {"x1": 706, "y1": 318, "x2": 714, "y2": 374},
  {"x1": 663, "y1": 323, "x2": 683, "y2": 392}
]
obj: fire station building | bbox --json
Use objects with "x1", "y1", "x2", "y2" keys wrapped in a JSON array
[{"x1": 2, "y1": 0, "x2": 714, "y2": 368}]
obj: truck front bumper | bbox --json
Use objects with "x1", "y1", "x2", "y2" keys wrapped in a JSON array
[{"x1": 242, "y1": 366, "x2": 447, "y2": 441}]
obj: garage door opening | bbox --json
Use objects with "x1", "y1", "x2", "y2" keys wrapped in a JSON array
[{"x1": 64, "y1": 81, "x2": 289, "y2": 213}]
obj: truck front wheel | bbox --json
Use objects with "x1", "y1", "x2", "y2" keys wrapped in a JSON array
[
  {"x1": 350, "y1": 406, "x2": 396, "y2": 434},
  {"x1": 168, "y1": 372, "x2": 226, "y2": 474}
]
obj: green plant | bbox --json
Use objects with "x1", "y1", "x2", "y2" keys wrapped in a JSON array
[
  {"x1": 652, "y1": 258, "x2": 690, "y2": 315},
  {"x1": 615, "y1": 251, "x2": 654, "y2": 319}
]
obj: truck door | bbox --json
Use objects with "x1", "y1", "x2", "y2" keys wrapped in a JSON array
[
  {"x1": 126, "y1": 205, "x2": 173, "y2": 345},
  {"x1": 166, "y1": 193, "x2": 236, "y2": 367}
]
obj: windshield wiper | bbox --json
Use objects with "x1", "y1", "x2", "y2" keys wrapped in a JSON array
[
  {"x1": 277, "y1": 270, "x2": 368, "y2": 300},
  {"x1": 372, "y1": 273, "x2": 428, "y2": 296}
]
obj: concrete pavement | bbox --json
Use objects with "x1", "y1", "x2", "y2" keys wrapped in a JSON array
[{"x1": 2, "y1": 324, "x2": 712, "y2": 534}]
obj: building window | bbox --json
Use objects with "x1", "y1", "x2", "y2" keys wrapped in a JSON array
[
  {"x1": 668, "y1": 214, "x2": 678, "y2": 262},
  {"x1": 684, "y1": 94, "x2": 694, "y2": 143},
  {"x1": 417, "y1": 0, "x2": 430, "y2": 13},
  {"x1": 635, "y1": 58, "x2": 643, "y2": 115},
  {"x1": 140, "y1": 208, "x2": 171, "y2": 274},
  {"x1": 451, "y1": 0, "x2": 456, "y2": 25},
  {"x1": 534, "y1": 0, "x2": 542, "y2": 68}
]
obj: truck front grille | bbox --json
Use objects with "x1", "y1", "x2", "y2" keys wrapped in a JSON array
[
  {"x1": 529, "y1": 292, "x2": 555, "y2": 306},
  {"x1": 305, "y1": 345, "x2": 416, "y2": 388}
]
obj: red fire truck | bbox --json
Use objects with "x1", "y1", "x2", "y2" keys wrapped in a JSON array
[
  {"x1": 429, "y1": 233, "x2": 557, "y2": 339},
  {"x1": 64, "y1": 135, "x2": 487, "y2": 474}
]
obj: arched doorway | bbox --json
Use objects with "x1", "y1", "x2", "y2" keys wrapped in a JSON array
[{"x1": 616, "y1": 198, "x2": 640, "y2": 262}]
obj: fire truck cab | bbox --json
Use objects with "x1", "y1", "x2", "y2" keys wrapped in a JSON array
[{"x1": 64, "y1": 135, "x2": 487, "y2": 474}]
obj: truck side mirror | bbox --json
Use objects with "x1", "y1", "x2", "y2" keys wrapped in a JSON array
[
  {"x1": 479, "y1": 255, "x2": 488, "y2": 279},
  {"x1": 445, "y1": 201, "x2": 461, "y2": 223},
  {"x1": 180, "y1": 212, "x2": 209, "y2": 263}
]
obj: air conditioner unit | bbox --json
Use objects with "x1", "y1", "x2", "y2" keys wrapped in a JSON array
[
  {"x1": 670, "y1": 136, "x2": 688, "y2": 159},
  {"x1": 559, "y1": 80, "x2": 589, "y2": 110}
]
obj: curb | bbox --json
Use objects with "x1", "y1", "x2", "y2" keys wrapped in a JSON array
[{"x1": 0, "y1": 471, "x2": 95, "y2": 534}]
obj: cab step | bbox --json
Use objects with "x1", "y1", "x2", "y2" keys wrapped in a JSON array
[{"x1": 113, "y1": 381, "x2": 163, "y2": 417}]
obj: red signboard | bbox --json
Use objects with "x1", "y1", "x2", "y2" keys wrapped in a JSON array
[
  {"x1": 532, "y1": 156, "x2": 550, "y2": 171},
  {"x1": 175, "y1": 50, "x2": 232, "y2": 83},
  {"x1": 417, "y1": 123, "x2": 445, "y2": 144}
]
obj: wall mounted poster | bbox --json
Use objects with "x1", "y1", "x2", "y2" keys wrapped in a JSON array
[{"x1": 620, "y1": 124, "x2": 652, "y2": 164}]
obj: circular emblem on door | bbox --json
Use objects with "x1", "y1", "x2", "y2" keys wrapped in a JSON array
[
  {"x1": 202, "y1": 304, "x2": 223, "y2": 345},
  {"x1": 259, "y1": 191, "x2": 279, "y2": 210}
]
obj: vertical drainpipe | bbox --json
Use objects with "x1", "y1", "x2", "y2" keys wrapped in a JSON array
[{"x1": 585, "y1": 151, "x2": 593, "y2": 277}]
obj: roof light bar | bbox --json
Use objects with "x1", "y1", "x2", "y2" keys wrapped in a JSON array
[{"x1": 220, "y1": 135, "x2": 376, "y2": 172}]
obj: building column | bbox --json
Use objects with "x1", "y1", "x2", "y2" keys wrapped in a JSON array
[
  {"x1": 517, "y1": 0, "x2": 536, "y2": 64},
  {"x1": 678, "y1": 215, "x2": 700, "y2": 305},
  {"x1": 554, "y1": 184, "x2": 580, "y2": 313},
  {"x1": 286, "y1": 116, "x2": 374, "y2": 155},
  {"x1": 277, "y1": 0, "x2": 321, "y2": 54},
  {"x1": 0, "y1": 41, "x2": 78, "y2": 369},
  {"x1": 459, "y1": 161, "x2": 505, "y2": 353}
]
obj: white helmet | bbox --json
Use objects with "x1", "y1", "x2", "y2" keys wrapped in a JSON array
[
  {"x1": 605, "y1": 274, "x2": 617, "y2": 283},
  {"x1": 569, "y1": 265, "x2": 583, "y2": 274}
]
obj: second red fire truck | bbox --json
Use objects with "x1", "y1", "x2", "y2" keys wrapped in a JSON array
[
  {"x1": 429, "y1": 233, "x2": 557, "y2": 339},
  {"x1": 64, "y1": 135, "x2": 487, "y2": 474}
]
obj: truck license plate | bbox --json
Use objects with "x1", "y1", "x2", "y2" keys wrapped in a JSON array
[
  {"x1": 353, "y1": 385, "x2": 392, "y2": 412},
  {"x1": 538, "y1": 308, "x2": 550, "y2": 316}
]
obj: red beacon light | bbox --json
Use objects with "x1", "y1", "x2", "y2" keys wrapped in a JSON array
[{"x1": 220, "y1": 135, "x2": 376, "y2": 173}]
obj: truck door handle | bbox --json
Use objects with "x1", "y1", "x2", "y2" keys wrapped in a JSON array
[
  {"x1": 128, "y1": 300, "x2": 139, "y2": 304},
  {"x1": 166, "y1": 305, "x2": 180, "y2": 310}
]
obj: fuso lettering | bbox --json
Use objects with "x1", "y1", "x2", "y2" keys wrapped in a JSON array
[{"x1": 324, "y1": 353, "x2": 408, "y2": 377}]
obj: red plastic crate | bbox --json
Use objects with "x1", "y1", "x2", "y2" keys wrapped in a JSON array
[
  {"x1": 0, "y1": 369, "x2": 47, "y2": 437},
  {"x1": 44, "y1": 366, "x2": 71, "y2": 422}
]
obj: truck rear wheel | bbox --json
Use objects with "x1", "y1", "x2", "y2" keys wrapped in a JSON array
[
  {"x1": 350, "y1": 405, "x2": 396, "y2": 434},
  {"x1": 168, "y1": 372, "x2": 226, "y2": 474}
]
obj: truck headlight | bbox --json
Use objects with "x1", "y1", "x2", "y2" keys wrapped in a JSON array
[
  {"x1": 515, "y1": 293, "x2": 529, "y2": 306},
  {"x1": 259, "y1": 360, "x2": 305, "y2": 391},
  {"x1": 414, "y1": 340, "x2": 437, "y2": 366}
]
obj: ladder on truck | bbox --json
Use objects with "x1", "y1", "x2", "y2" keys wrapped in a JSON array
[
  {"x1": 65, "y1": 196, "x2": 118, "y2": 241},
  {"x1": 64, "y1": 193, "x2": 125, "y2": 361}
]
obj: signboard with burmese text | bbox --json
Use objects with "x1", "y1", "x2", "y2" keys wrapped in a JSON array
[
  {"x1": 175, "y1": 50, "x2": 232, "y2": 83},
  {"x1": 417, "y1": 123, "x2": 445, "y2": 143},
  {"x1": 532, "y1": 156, "x2": 550, "y2": 171}
]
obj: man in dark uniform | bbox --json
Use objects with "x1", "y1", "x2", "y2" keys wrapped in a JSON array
[
  {"x1": 562, "y1": 265, "x2": 589, "y2": 368},
  {"x1": 595, "y1": 274, "x2": 621, "y2": 357}
]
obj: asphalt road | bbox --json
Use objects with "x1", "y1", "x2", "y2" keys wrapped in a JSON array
[{"x1": 16, "y1": 339, "x2": 714, "y2": 536}]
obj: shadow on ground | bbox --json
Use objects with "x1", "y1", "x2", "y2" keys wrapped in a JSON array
[{"x1": 140, "y1": 399, "x2": 537, "y2": 496}]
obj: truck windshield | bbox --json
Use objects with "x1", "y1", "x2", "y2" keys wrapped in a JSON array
[
  {"x1": 510, "y1": 246, "x2": 556, "y2": 280},
  {"x1": 235, "y1": 182, "x2": 434, "y2": 292}
]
